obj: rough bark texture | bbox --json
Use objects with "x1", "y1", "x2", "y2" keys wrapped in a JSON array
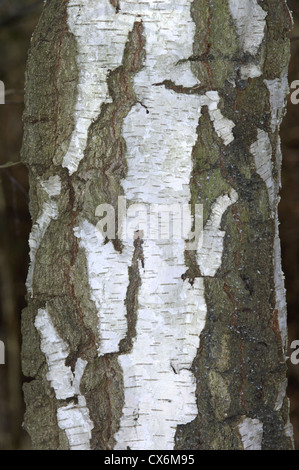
[{"x1": 21, "y1": 0, "x2": 294, "y2": 450}]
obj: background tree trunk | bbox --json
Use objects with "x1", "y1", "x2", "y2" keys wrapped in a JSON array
[{"x1": 21, "y1": 0, "x2": 294, "y2": 450}]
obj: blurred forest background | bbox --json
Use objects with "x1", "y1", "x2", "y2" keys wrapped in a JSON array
[{"x1": 0, "y1": 0, "x2": 299, "y2": 450}]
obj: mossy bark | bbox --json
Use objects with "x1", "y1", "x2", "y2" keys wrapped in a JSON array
[{"x1": 21, "y1": 0, "x2": 293, "y2": 450}]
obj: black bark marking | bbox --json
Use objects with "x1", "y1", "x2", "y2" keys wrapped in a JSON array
[
  {"x1": 119, "y1": 233, "x2": 144, "y2": 354},
  {"x1": 109, "y1": 0, "x2": 120, "y2": 13},
  {"x1": 153, "y1": 79, "x2": 206, "y2": 95}
]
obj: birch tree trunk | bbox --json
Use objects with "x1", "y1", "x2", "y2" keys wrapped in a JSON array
[{"x1": 21, "y1": 0, "x2": 294, "y2": 450}]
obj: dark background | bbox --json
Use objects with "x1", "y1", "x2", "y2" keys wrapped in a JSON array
[
  {"x1": 280, "y1": 0, "x2": 299, "y2": 450},
  {"x1": 0, "y1": 0, "x2": 298, "y2": 450}
]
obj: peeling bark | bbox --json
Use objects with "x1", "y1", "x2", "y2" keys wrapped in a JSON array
[{"x1": 22, "y1": 0, "x2": 293, "y2": 450}]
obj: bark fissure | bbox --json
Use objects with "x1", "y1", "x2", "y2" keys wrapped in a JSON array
[
  {"x1": 152, "y1": 80, "x2": 206, "y2": 95},
  {"x1": 119, "y1": 234, "x2": 144, "y2": 354}
]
